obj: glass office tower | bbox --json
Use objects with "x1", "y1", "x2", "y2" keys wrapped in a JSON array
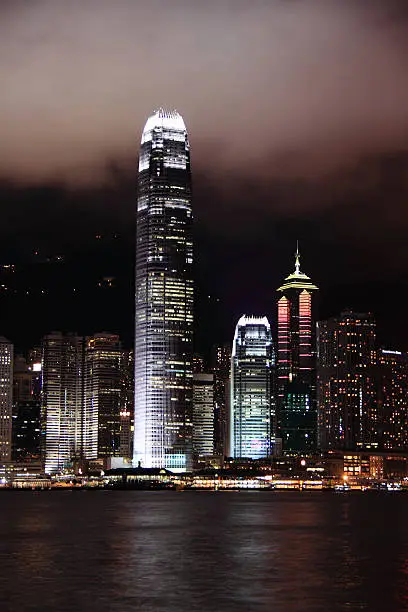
[
  {"x1": 277, "y1": 247, "x2": 318, "y2": 453},
  {"x1": 193, "y1": 373, "x2": 215, "y2": 460},
  {"x1": 134, "y1": 109, "x2": 194, "y2": 471},
  {"x1": 230, "y1": 316, "x2": 274, "y2": 459}
]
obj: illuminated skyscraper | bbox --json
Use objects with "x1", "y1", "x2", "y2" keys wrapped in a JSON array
[
  {"x1": 134, "y1": 109, "x2": 194, "y2": 471},
  {"x1": 0, "y1": 337, "x2": 13, "y2": 462},
  {"x1": 193, "y1": 373, "x2": 215, "y2": 460},
  {"x1": 85, "y1": 333, "x2": 122, "y2": 459},
  {"x1": 42, "y1": 332, "x2": 128, "y2": 472},
  {"x1": 277, "y1": 247, "x2": 318, "y2": 453},
  {"x1": 317, "y1": 311, "x2": 377, "y2": 450},
  {"x1": 230, "y1": 316, "x2": 274, "y2": 459},
  {"x1": 41, "y1": 333, "x2": 85, "y2": 473}
]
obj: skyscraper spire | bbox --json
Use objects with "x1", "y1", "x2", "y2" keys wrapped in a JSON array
[
  {"x1": 277, "y1": 243, "x2": 318, "y2": 292},
  {"x1": 295, "y1": 241, "x2": 300, "y2": 275}
]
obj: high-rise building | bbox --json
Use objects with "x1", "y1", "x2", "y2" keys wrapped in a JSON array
[
  {"x1": 230, "y1": 316, "x2": 274, "y2": 460},
  {"x1": 0, "y1": 337, "x2": 13, "y2": 462},
  {"x1": 119, "y1": 349, "x2": 134, "y2": 459},
  {"x1": 277, "y1": 247, "x2": 318, "y2": 453},
  {"x1": 376, "y1": 349, "x2": 408, "y2": 451},
  {"x1": 192, "y1": 354, "x2": 205, "y2": 374},
  {"x1": 85, "y1": 333, "x2": 122, "y2": 459},
  {"x1": 211, "y1": 344, "x2": 231, "y2": 456},
  {"x1": 12, "y1": 354, "x2": 41, "y2": 461},
  {"x1": 134, "y1": 108, "x2": 194, "y2": 471},
  {"x1": 42, "y1": 331, "x2": 128, "y2": 473},
  {"x1": 41, "y1": 333, "x2": 85, "y2": 473},
  {"x1": 193, "y1": 373, "x2": 215, "y2": 460},
  {"x1": 317, "y1": 311, "x2": 377, "y2": 451}
]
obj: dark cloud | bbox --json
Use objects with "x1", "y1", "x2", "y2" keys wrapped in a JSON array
[
  {"x1": 2, "y1": 147, "x2": 408, "y2": 353},
  {"x1": 1, "y1": 0, "x2": 408, "y2": 183}
]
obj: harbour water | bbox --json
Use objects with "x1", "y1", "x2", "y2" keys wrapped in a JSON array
[{"x1": 1, "y1": 491, "x2": 408, "y2": 611}]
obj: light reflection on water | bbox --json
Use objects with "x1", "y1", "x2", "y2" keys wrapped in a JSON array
[{"x1": 0, "y1": 491, "x2": 408, "y2": 611}]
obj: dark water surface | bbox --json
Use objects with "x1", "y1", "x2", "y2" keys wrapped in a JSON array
[{"x1": 1, "y1": 491, "x2": 408, "y2": 611}]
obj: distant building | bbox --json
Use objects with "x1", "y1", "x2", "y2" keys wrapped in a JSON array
[
  {"x1": 134, "y1": 109, "x2": 194, "y2": 472},
  {"x1": 317, "y1": 311, "x2": 378, "y2": 451},
  {"x1": 193, "y1": 373, "x2": 215, "y2": 460},
  {"x1": 277, "y1": 247, "x2": 318, "y2": 453},
  {"x1": 193, "y1": 354, "x2": 205, "y2": 374},
  {"x1": 377, "y1": 349, "x2": 408, "y2": 451},
  {"x1": 230, "y1": 316, "x2": 274, "y2": 459},
  {"x1": 0, "y1": 337, "x2": 13, "y2": 462},
  {"x1": 119, "y1": 349, "x2": 134, "y2": 459},
  {"x1": 85, "y1": 333, "x2": 122, "y2": 458},
  {"x1": 12, "y1": 354, "x2": 41, "y2": 461},
  {"x1": 41, "y1": 333, "x2": 85, "y2": 473},
  {"x1": 212, "y1": 344, "x2": 231, "y2": 457}
]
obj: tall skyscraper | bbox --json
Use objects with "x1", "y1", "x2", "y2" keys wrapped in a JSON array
[
  {"x1": 41, "y1": 333, "x2": 85, "y2": 473},
  {"x1": 134, "y1": 109, "x2": 194, "y2": 471},
  {"x1": 193, "y1": 373, "x2": 215, "y2": 460},
  {"x1": 85, "y1": 333, "x2": 122, "y2": 458},
  {"x1": 230, "y1": 316, "x2": 274, "y2": 460},
  {"x1": 0, "y1": 337, "x2": 13, "y2": 462},
  {"x1": 212, "y1": 344, "x2": 231, "y2": 456},
  {"x1": 277, "y1": 247, "x2": 318, "y2": 453},
  {"x1": 317, "y1": 311, "x2": 377, "y2": 450}
]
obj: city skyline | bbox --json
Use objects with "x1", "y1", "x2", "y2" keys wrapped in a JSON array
[
  {"x1": 1, "y1": 1, "x2": 408, "y2": 356},
  {"x1": 2, "y1": 4, "x2": 408, "y2": 611}
]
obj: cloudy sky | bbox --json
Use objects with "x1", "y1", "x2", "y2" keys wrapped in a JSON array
[
  {"x1": 1, "y1": 0, "x2": 408, "y2": 181},
  {"x1": 1, "y1": 0, "x2": 408, "y2": 350}
]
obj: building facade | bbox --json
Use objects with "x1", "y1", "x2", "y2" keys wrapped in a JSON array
[
  {"x1": 12, "y1": 354, "x2": 41, "y2": 461},
  {"x1": 134, "y1": 109, "x2": 194, "y2": 471},
  {"x1": 0, "y1": 337, "x2": 13, "y2": 462},
  {"x1": 193, "y1": 373, "x2": 215, "y2": 460},
  {"x1": 41, "y1": 333, "x2": 85, "y2": 473},
  {"x1": 277, "y1": 248, "x2": 318, "y2": 453},
  {"x1": 85, "y1": 333, "x2": 122, "y2": 459},
  {"x1": 119, "y1": 349, "x2": 134, "y2": 459},
  {"x1": 230, "y1": 316, "x2": 274, "y2": 460},
  {"x1": 376, "y1": 349, "x2": 408, "y2": 451},
  {"x1": 212, "y1": 344, "x2": 231, "y2": 457},
  {"x1": 42, "y1": 332, "x2": 128, "y2": 473},
  {"x1": 317, "y1": 311, "x2": 378, "y2": 451}
]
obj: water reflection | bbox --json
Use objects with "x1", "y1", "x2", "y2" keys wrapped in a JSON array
[{"x1": 1, "y1": 491, "x2": 408, "y2": 612}]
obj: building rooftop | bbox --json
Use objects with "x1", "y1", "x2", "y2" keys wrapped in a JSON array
[
  {"x1": 141, "y1": 108, "x2": 186, "y2": 142},
  {"x1": 277, "y1": 245, "x2": 318, "y2": 292}
]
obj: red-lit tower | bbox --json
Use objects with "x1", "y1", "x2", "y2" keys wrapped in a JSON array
[{"x1": 277, "y1": 246, "x2": 318, "y2": 453}]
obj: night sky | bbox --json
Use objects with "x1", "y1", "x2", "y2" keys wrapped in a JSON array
[{"x1": 1, "y1": 0, "x2": 408, "y2": 357}]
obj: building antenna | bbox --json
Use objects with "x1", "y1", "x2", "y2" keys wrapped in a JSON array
[{"x1": 295, "y1": 240, "x2": 300, "y2": 274}]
